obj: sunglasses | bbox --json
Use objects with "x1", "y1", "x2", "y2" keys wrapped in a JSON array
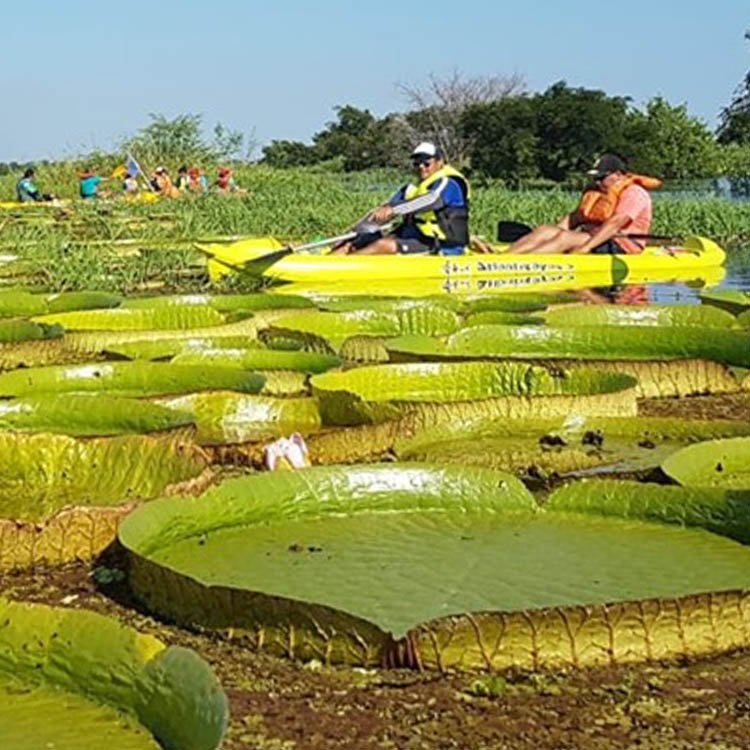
[{"x1": 412, "y1": 157, "x2": 434, "y2": 167}]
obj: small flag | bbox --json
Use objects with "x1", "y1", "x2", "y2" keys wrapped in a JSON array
[{"x1": 125, "y1": 153, "x2": 143, "y2": 178}]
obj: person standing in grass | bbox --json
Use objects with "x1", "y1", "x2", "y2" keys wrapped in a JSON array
[
  {"x1": 216, "y1": 166, "x2": 246, "y2": 195},
  {"x1": 16, "y1": 167, "x2": 53, "y2": 202},
  {"x1": 188, "y1": 167, "x2": 209, "y2": 194},
  {"x1": 510, "y1": 154, "x2": 661, "y2": 255},
  {"x1": 79, "y1": 167, "x2": 110, "y2": 200},
  {"x1": 331, "y1": 142, "x2": 470, "y2": 256},
  {"x1": 151, "y1": 166, "x2": 180, "y2": 198}
]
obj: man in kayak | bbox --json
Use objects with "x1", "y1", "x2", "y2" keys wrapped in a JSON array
[
  {"x1": 332, "y1": 142, "x2": 470, "y2": 256},
  {"x1": 16, "y1": 167, "x2": 53, "y2": 203},
  {"x1": 510, "y1": 154, "x2": 661, "y2": 255}
]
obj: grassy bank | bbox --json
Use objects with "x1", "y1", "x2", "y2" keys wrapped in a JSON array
[{"x1": 0, "y1": 166, "x2": 748, "y2": 292}]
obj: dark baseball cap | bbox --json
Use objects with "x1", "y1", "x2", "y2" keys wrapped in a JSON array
[{"x1": 587, "y1": 154, "x2": 626, "y2": 178}]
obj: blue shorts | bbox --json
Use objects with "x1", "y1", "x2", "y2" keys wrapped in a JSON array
[{"x1": 590, "y1": 240, "x2": 625, "y2": 255}]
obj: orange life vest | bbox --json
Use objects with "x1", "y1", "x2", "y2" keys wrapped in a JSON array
[{"x1": 577, "y1": 174, "x2": 662, "y2": 225}]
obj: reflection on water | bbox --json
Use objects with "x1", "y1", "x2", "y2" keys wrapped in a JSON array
[
  {"x1": 629, "y1": 244, "x2": 750, "y2": 306},
  {"x1": 276, "y1": 245, "x2": 750, "y2": 305}
]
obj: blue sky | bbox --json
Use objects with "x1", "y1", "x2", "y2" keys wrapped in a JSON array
[{"x1": 1, "y1": 1, "x2": 746, "y2": 161}]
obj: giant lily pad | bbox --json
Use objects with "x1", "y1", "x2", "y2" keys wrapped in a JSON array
[
  {"x1": 0, "y1": 599, "x2": 227, "y2": 749},
  {"x1": 45, "y1": 291, "x2": 123, "y2": 313},
  {"x1": 544, "y1": 304, "x2": 736, "y2": 328},
  {"x1": 700, "y1": 290, "x2": 750, "y2": 315},
  {"x1": 120, "y1": 464, "x2": 750, "y2": 672},
  {"x1": 0, "y1": 394, "x2": 193, "y2": 436},
  {"x1": 0, "y1": 362, "x2": 265, "y2": 398},
  {"x1": 386, "y1": 325, "x2": 750, "y2": 367},
  {"x1": 105, "y1": 336, "x2": 265, "y2": 361},
  {"x1": 270, "y1": 308, "x2": 461, "y2": 352},
  {"x1": 0, "y1": 428, "x2": 208, "y2": 569},
  {"x1": 172, "y1": 348, "x2": 340, "y2": 374},
  {"x1": 64, "y1": 317, "x2": 261, "y2": 355},
  {"x1": 122, "y1": 292, "x2": 313, "y2": 311},
  {"x1": 310, "y1": 361, "x2": 637, "y2": 425},
  {"x1": 662, "y1": 437, "x2": 750, "y2": 488},
  {"x1": 0, "y1": 290, "x2": 47, "y2": 317},
  {"x1": 0, "y1": 320, "x2": 62, "y2": 343},
  {"x1": 158, "y1": 392, "x2": 321, "y2": 445},
  {"x1": 549, "y1": 479, "x2": 750, "y2": 544},
  {"x1": 394, "y1": 416, "x2": 750, "y2": 477},
  {"x1": 34, "y1": 306, "x2": 227, "y2": 331}
]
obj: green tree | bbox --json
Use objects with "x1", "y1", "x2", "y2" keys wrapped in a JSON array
[
  {"x1": 261, "y1": 139, "x2": 319, "y2": 168},
  {"x1": 717, "y1": 30, "x2": 750, "y2": 145},
  {"x1": 534, "y1": 82, "x2": 632, "y2": 181},
  {"x1": 398, "y1": 71, "x2": 526, "y2": 166},
  {"x1": 125, "y1": 114, "x2": 215, "y2": 165},
  {"x1": 626, "y1": 97, "x2": 720, "y2": 178},
  {"x1": 461, "y1": 97, "x2": 539, "y2": 184},
  {"x1": 124, "y1": 113, "x2": 255, "y2": 166},
  {"x1": 313, "y1": 106, "x2": 378, "y2": 170}
]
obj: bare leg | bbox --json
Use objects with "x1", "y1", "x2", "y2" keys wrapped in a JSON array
[
  {"x1": 510, "y1": 225, "x2": 564, "y2": 253},
  {"x1": 330, "y1": 242, "x2": 355, "y2": 255},
  {"x1": 524, "y1": 229, "x2": 590, "y2": 255},
  {"x1": 350, "y1": 237, "x2": 399, "y2": 255}
]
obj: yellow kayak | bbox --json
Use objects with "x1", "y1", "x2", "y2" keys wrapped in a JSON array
[
  {"x1": 275, "y1": 265, "x2": 726, "y2": 299},
  {"x1": 203, "y1": 235, "x2": 725, "y2": 284}
]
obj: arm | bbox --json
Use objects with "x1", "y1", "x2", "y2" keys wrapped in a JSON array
[
  {"x1": 371, "y1": 180, "x2": 448, "y2": 224},
  {"x1": 569, "y1": 213, "x2": 631, "y2": 254}
]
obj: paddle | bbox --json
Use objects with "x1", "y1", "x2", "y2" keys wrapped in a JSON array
[
  {"x1": 496, "y1": 220, "x2": 678, "y2": 244},
  {"x1": 239, "y1": 222, "x2": 397, "y2": 276}
]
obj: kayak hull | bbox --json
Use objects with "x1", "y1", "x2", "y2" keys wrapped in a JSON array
[{"x1": 204, "y1": 236, "x2": 725, "y2": 284}]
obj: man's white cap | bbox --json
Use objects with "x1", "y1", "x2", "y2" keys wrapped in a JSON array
[{"x1": 411, "y1": 141, "x2": 441, "y2": 158}]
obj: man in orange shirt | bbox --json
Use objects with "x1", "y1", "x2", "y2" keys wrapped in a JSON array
[{"x1": 511, "y1": 154, "x2": 660, "y2": 255}]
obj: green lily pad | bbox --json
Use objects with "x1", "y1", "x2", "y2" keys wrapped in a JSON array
[
  {"x1": 662, "y1": 437, "x2": 750, "y2": 488},
  {"x1": 0, "y1": 599, "x2": 227, "y2": 750},
  {"x1": 0, "y1": 362, "x2": 265, "y2": 398},
  {"x1": 700, "y1": 290, "x2": 750, "y2": 315},
  {"x1": 0, "y1": 429, "x2": 207, "y2": 523},
  {"x1": 158, "y1": 392, "x2": 321, "y2": 445},
  {"x1": 545, "y1": 304, "x2": 736, "y2": 328},
  {"x1": 34, "y1": 306, "x2": 227, "y2": 331},
  {"x1": 0, "y1": 320, "x2": 62, "y2": 343},
  {"x1": 122, "y1": 293, "x2": 313, "y2": 311},
  {"x1": 120, "y1": 464, "x2": 750, "y2": 672},
  {"x1": 0, "y1": 290, "x2": 47, "y2": 317},
  {"x1": 549, "y1": 479, "x2": 750, "y2": 544},
  {"x1": 311, "y1": 361, "x2": 637, "y2": 425},
  {"x1": 387, "y1": 325, "x2": 750, "y2": 367},
  {"x1": 65, "y1": 318, "x2": 260, "y2": 355},
  {"x1": 395, "y1": 416, "x2": 750, "y2": 477},
  {"x1": 0, "y1": 394, "x2": 193, "y2": 436},
  {"x1": 105, "y1": 336, "x2": 264, "y2": 361},
  {"x1": 172, "y1": 348, "x2": 340, "y2": 374},
  {"x1": 271, "y1": 307, "x2": 461, "y2": 352},
  {"x1": 45, "y1": 291, "x2": 123, "y2": 314}
]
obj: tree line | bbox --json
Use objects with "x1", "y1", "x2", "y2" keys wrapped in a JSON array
[
  {"x1": 2, "y1": 32, "x2": 748, "y2": 187},
  {"x1": 263, "y1": 79, "x2": 750, "y2": 185}
]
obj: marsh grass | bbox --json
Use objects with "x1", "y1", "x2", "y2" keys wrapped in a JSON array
[{"x1": 0, "y1": 165, "x2": 747, "y2": 292}]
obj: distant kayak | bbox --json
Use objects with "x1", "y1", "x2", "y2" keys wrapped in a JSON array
[{"x1": 203, "y1": 235, "x2": 725, "y2": 284}]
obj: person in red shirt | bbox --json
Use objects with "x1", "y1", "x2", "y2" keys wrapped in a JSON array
[{"x1": 511, "y1": 154, "x2": 660, "y2": 255}]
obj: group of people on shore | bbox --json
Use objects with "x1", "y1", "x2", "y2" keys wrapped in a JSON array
[
  {"x1": 15, "y1": 164, "x2": 245, "y2": 204},
  {"x1": 333, "y1": 143, "x2": 660, "y2": 257},
  {"x1": 15, "y1": 142, "x2": 659, "y2": 258}
]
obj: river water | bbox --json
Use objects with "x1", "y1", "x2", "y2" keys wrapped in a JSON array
[{"x1": 648, "y1": 244, "x2": 750, "y2": 305}]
